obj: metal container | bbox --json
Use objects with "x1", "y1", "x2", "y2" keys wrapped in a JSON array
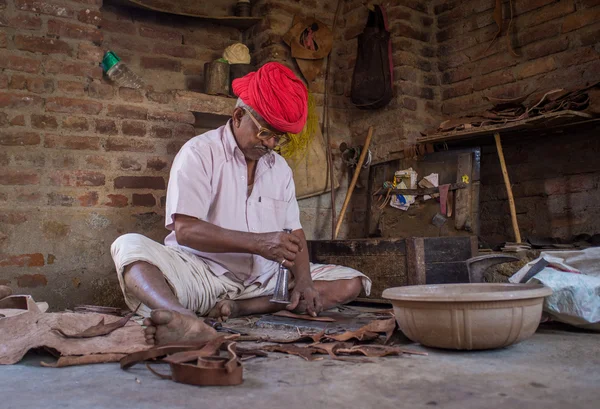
[{"x1": 204, "y1": 60, "x2": 230, "y2": 96}]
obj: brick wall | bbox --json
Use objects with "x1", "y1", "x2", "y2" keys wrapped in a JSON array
[
  {"x1": 435, "y1": 0, "x2": 600, "y2": 116},
  {"x1": 434, "y1": 0, "x2": 600, "y2": 244},
  {"x1": 0, "y1": 0, "x2": 241, "y2": 309}
]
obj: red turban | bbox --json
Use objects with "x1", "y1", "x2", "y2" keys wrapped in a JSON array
[{"x1": 232, "y1": 62, "x2": 308, "y2": 134}]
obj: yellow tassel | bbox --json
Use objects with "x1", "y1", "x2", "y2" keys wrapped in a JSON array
[{"x1": 277, "y1": 92, "x2": 317, "y2": 159}]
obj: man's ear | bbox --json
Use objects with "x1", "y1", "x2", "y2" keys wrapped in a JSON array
[{"x1": 232, "y1": 107, "x2": 245, "y2": 127}]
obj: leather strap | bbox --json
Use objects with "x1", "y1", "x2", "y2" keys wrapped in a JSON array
[{"x1": 121, "y1": 338, "x2": 243, "y2": 386}]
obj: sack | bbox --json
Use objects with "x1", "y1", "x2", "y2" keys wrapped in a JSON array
[{"x1": 351, "y1": 5, "x2": 393, "y2": 109}]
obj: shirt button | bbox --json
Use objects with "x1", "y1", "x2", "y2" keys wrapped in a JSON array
[{"x1": 241, "y1": 176, "x2": 245, "y2": 180}]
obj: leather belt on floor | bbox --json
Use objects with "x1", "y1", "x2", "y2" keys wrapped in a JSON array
[{"x1": 120, "y1": 336, "x2": 243, "y2": 386}]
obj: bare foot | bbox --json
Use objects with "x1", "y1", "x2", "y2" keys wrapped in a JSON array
[
  {"x1": 0, "y1": 285, "x2": 12, "y2": 300},
  {"x1": 207, "y1": 300, "x2": 241, "y2": 322},
  {"x1": 143, "y1": 309, "x2": 217, "y2": 345}
]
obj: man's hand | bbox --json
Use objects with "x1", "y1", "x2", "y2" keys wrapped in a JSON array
[
  {"x1": 256, "y1": 231, "x2": 302, "y2": 266},
  {"x1": 286, "y1": 279, "x2": 323, "y2": 317}
]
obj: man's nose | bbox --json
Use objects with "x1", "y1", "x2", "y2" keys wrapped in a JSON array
[{"x1": 262, "y1": 136, "x2": 278, "y2": 150}]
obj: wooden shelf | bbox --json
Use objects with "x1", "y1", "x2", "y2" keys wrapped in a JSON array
[
  {"x1": 114, "y1": 0, "x2": 262, "y2": 30},
  {"x1": 176, "y1": 91, "x2": 236, "y2": 117},
  {"x1": 418, "y1": 111, "x2": 598, "y2": 144}
]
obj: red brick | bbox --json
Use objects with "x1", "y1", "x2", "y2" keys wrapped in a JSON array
[
  {"x1": 45, "y1": 59, "x2": 102, "y2": 79},
  {"x1": 78, "y1": 191, "x2": 98, "y2": 207},
  {"x1": 0, "y1": 169, "x2": 39, "y2": 185},
  {"x1": 4, "y1": 257, "x2": 45, "y2": 270},
  {"x1": 148, "y1": 110, "x2": 195, "y2": 124},
  {"x1": 27, "y1": 76, "x2": 53, "y2": 94},
  {"x1": 101, "y1": 18, "x2": 136, "y2": 35},
  {"x1": 16, "y1": 192, "x2": 42, "y2": 203},
  {"x1": 0, "y1": 52, "x2": 41, "y2": 73},
  {"x1": 0, "y1": 31, "x2": 5, "y2": 48},
  {"x1": 580, "y1": 24, "x2": 600, "y2": 46},
  {"x1": 523, "y1": 37, "x2": 569, "y2": 60},
  {"x1": 517, "y1": 0, "x2": 576, "y2": 29},
  {"x1": 555, "y1": 47, "x2": 599, "y2": 68},
  {"x1": 0, "y1": 212, "x2": 27, "y2": 224},
  {"x1": 392, "y1": 22, "x2": 431, "y2": 42},
  {"x1": 122, "y1": 120, "x2": 146, "y2": 137},
  {"x1": 50, "y1": 154, "x2": 76, "y2": 169},
  {"x1": 153, "y1": 44, "x2": 196, "y2": 59},
  {"x1": 46, "y1": 97, "x2": 102, "y2": 115},
  {"x1": 44, "y1": 134, "x2": 101, "y2": 150},
  {"x1": 58, "y1": 80, "x2": 86, "y2": 96},
  {"x1": 182, "y1": 62, "x2": 204, "y2": 75},
  {"x1": 15, "y1": 35, "x2": 72, "y2": 56},
  {"x1": 0, "y1": 12, "x2": 42, "y2": 30},
  {"x1": 78, "y1": 43, "x2": 103, "y2": 62},
  {"x1": 132, "y1": 193, "x2": 156, "y2": 207},
  {"x1": 105, "y1": 194, "x2": 128, "y2": 207},
  {"x1": 545, "y1": 175, "x2": 595, "y2": 195},
  {"x1": 31, "y1": 114, "x2": 58, "y2": 129},
  {"x1": 9, "y1": 74, "x2": 27, "y2": 90},
  {"x1": 516, "y1": 56, "x2": 556, "y2": 79},
  {"x1": 478, "y1": 52, "x2": 520, "y2": 75},
  {"x1": 107, "y1": 35, "x2": 152, "y2": 53},
  {"x1": 515, "y1": 20, "x2": 562, "y2": 48},
  {"x1": 402, "y1": 97, "x2": 417, "y2": 111},
  {"x1": 0, "y1": 131, "x2": 40, "y2": 146},
  {"x1": 0, "y1": 92, "x2": 43, "y2": 109},
  {"x1": 107, "y1": 104, "x2": 147, "y2": 120},
  {"x1": 105, "y1": 137, "x2": 154, "y2": 153},
  {"x1": 514, "y1": 0, "x2": 555, "y2": 15},
  {"x1": 88, "y1": 82, "x2": 114, "y2": 99},
  {"x1": 47, "y1": 19, "x2": 103, "y2": 43},
  {"x1": 0, "y1": 111, "x2": 6, "y2": 126},
  {"x1": 49, "y1": 170, "x2": 105, "y2": 187},
  {"x1": 139, "y1": 25, "x2": 182, "y2": 42},
  {"x1": 562, "y1": 7, "x2": 600, "y2": 32},
  {"x1": 15, "y1": 0, "x2": 74, "y2": 17},
  {"x1": 10, "y1": 114, "x2": 25, "y2": 126},
  {"x1": 443, "y1": 81, "x2": 473, "y2": 99},
  {"x1": 150, "y1": 125, "x2": 172, "y2": 139},
  {"x1": 441, "y1": 66, "x2": 472, "y2": 84},
  {"x1": 473, "y1": 70, "x2": 515, "y2": 91},
  {"x1": 119, "y1": 88, "x2": 144, "y2": 103},
  {"x1": 0, "y1": 73, "x2": 8, "y2": 89},
  {"x1": 147, "y1": 90, "x2": 173, "y2": 104},
  {"x1": 114, "y1": 176, "x2": 165, "y2": 189},
  {"x1": 173, "y1": 124, "x2": 196, "y2": 138},
  {"x1": 47, "y1": 192, "x2": 75, "y2": 206},
  {"x1": 140, "y1": 57, "x2": 181, "y2": 72},
  {"x1": 62, "y1": 116, "x2": 88, "y2": 131},
  {"x1": 167, "y1": 140, "x2": 185, "y2": 154},
  {"x1": 77, "y1": 9, "x2": 102, "y2": 25},
  {"x1": 95, "y1": 119, "x2": 117, "y2": 135},
  {"x1": 85, "y1": 155, "x2": 109, "y2": 169},
  {"x1": 147, "y1": 157, "x2": 168, "y2": 171}
]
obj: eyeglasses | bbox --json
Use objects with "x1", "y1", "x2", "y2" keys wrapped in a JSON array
[{"x1": 243, "y1": 108, "x2": 290, "y2": 146}]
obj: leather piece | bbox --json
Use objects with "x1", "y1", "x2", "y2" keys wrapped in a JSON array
[
  {"x1": 273, "y1": 310, "x2": 336, "y2": 322},
  {"x1": 52, "y1": 309, "x2": 136, "y2": 338},
  {"x1": 40, "y1": 353, "x2": 127, "y2": 368},
  {"x1": 122, "y1": 339, "x2": 245, "y2": 386},
  {"x1": 325, "y1": 317, "x2": 396, "y2": 343}
]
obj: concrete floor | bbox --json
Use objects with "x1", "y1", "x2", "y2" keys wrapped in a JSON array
[{"x1": 1, "y1": 324, "x2": 598, "y2": 409}]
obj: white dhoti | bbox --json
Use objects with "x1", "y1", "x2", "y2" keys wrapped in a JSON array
[{"x1": 111, "y1": 233, "x2": 372, "y2": 317}]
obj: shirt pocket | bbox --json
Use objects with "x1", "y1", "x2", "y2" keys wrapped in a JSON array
[{"x1": 259, "y1": 196, "x2": 288, "y2": 232}]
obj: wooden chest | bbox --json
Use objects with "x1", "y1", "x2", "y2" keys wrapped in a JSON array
[{"x1": 307, "y1": 236, "x2": 477, "y2": 301}]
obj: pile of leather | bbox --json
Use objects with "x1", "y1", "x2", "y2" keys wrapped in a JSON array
[{"x1": 423, "y1": 82, "x2": 600, "y2": 136}]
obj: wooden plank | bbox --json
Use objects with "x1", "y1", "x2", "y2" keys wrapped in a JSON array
[
  {"x1": 423, "y1": 236, "x2": 473, "y2": 263},
  {"x1": 425, "y1": 262, "x2": 470, "y2": 284},
  {"x1": 470, "y1": 180, "x2": 481, "y2": 236},
  {"x1": 372, "y1": 182, "x2": 466, "y2": 196},
  {"x1": 470, "y1": 235, "x2": 479, "y2": 258},
  {"x1": 308, "y1": 238, "x2": 406, "y2": 257},
  {"x1": 417, "y1": 111, "x2": 595, "y2": 144},
  {"x1": 406, "y1": 237, "x2": 426, "y2": 286},
  {"x1": 454, "y1": 153, "x2": 473, "y2": 230},
  {"x1": 495, "y1": 132, "x2": 522, "y2": 243}
]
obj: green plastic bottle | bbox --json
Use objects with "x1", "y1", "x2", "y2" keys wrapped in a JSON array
[{"x1": 101, "y1": 51, "x2": 144, "y2": 89}]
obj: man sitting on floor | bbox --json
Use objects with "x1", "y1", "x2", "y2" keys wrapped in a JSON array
[{"x1": 111, "y1": 62, "x2": 371, "y2": 345}]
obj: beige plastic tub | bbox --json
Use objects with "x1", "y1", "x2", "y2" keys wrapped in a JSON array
[{"x1": 382, "y1": 283, "x2": 552, "y2": 350}]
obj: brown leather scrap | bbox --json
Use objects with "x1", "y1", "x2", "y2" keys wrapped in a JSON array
[
  {"x1": 260, "y1": 344, "x2": 322, "y2": 361},
  {"x1": 325, "y1": 317, "x2": 396, "y2": 343},
  {"x1": 52, "y1": 308, "x2": 137, "y2": 339},
  {"x1": 41, "y1": 353, "x2": 127, "y2": 368},
  {"x1": 121, "y1": 337, "x2": 247, "y2": 387}
]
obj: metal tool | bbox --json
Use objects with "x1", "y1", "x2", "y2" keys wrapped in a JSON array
[
  {"x1": 203, "y1": 318, "x2": 247, "y2": 335},
  {"x1": 270, "y1": 228, "x2": 292, "y2": 304}
]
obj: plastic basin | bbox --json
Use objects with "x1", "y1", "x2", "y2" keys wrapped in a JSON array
[{"x1": 382, "y1": 283, "x2": 552, "y2": 350}]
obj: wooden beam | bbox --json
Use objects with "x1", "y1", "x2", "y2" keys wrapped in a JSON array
[
  {"x1": 406, "y1": 237, "x2": 426, "y2": 286},
  {"x1": 494, "y1": 132, "x2": 522, "y2": 243}
]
